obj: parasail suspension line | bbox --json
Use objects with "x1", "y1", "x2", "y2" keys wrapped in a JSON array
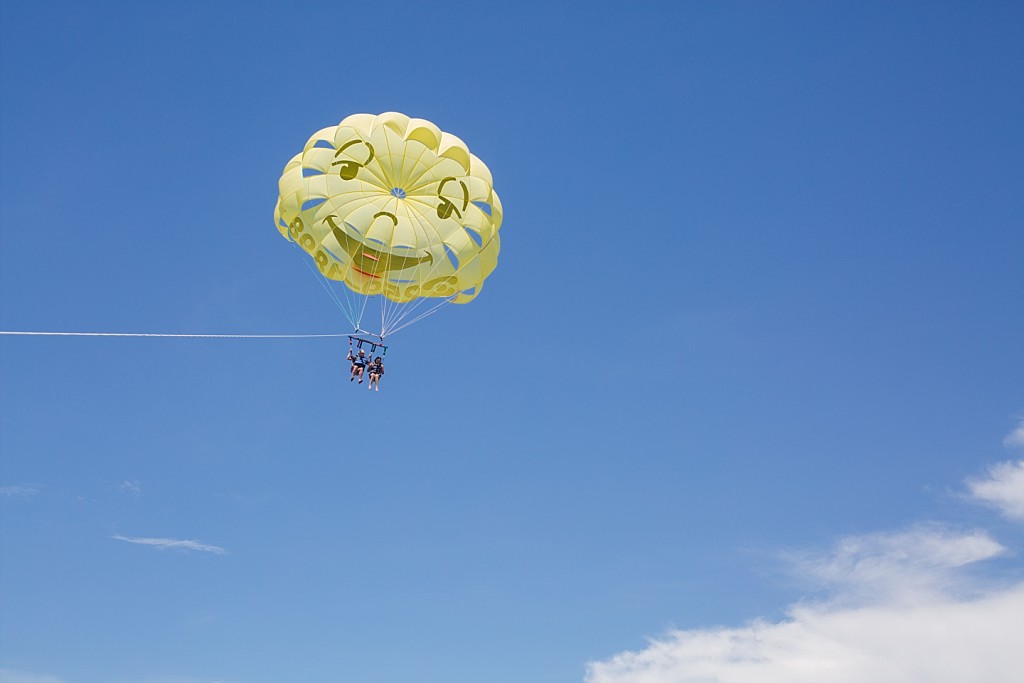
[{"x1": 0, "y1": 331, "x2": 347, "y2": 339}]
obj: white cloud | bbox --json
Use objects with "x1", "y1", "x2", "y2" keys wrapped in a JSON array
[
  {"x1": 586, "y1": 488, "x2": 1024, "y2": 682},
  {"x1": 0, "y1": 484, "x2": 40, "y2": 499},
  {"x1": 113, "y1": 534, "x2": 227, "y2": 555},
  {"x1": 585, "y1": 583, "x2": 1024, "y2": 683},
  {"x1": 965, "y1": 460, "x2": 1024, "y2": 522},
  {"x1": 1003, "y1": 419, "x2": 1024, "y2": 449},
  {"x1": 0, "y1": 670, "x2": 68, "y2": 683}
]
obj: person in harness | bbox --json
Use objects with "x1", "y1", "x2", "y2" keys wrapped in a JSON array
[
  {"x1": 368, "y1": 356, "x2": 384, "y2": 392},
  {"x1": 347, "y1": 347, "x2": 368, "y2": 383}
]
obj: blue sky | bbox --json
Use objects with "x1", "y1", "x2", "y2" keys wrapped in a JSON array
[{"x1": 1, "y1": 2, "x2": 1022, "y2": 682}]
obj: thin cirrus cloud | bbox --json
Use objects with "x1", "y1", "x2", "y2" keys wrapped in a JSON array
[
  {"x1": 117, "y1": 480, "x2": 142, "y2": 495},
  {"x1": 965, "y1": 460, "x2": 1024, "y2": 522},
  {"x1": 113, "y1": 534, "x2": 227, "y2": 555},
  {"x1": 584, "y1": 454, "x2": 1024, "y2": 683},
  {"x1": 1003, "y1": 418, "x2": 1024, "y2": 449},
  {"x1": 0, "y1": 484, "x2": 41, "y2": 499},
  {"x1": 0, "y1": 671, "x2": 236, "y2": 683},
  {"x1": 0, "y1": 670, "x2": 67, "y2": 683},
  {"x1": 965, "y1": 421, "x2": 1024, "y2": 522},
  {"x1": 782, "y1": 525, "x2": 1006, "y2": 604}
]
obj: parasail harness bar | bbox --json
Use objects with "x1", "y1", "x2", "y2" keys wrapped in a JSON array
[{"x1": 348, "y1": 334, "x2": 388, "y2": 356}]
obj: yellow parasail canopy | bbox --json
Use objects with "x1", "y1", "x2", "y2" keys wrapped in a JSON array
[{"x1": 275, "y1": 112, "x2": 502, "y2": 309}]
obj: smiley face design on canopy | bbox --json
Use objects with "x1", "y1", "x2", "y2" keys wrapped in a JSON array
[
  {"x1": 275, "y1": 112, "x2": 502, "y2": 304},
  {"x1": 324, "y1": 211, "x2": 434, "y2": 278}
]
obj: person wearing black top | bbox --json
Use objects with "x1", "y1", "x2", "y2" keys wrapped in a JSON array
[{"x1": 368, "y1": 356, "x2": 384, "y2": 392}]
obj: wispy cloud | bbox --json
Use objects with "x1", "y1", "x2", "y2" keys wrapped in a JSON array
[
  {"x1": 118, "y1": 480, "x2": 142, "y2": 495},
  {"x1": 585, "y1": 461, "x2": 1024, "y2": 683},
  {"x1": 0, "y1": 670, "x2": 241, "y2": 683},
  {"x1": 113, "y1": 534, "x2": 227, "y2": 555},
  {"x1": 0, "y1": 484, "x2": 41, "y2": 499},
  {"x1": 0, "y1": 670, "x2": 68, "y2": 683},
  {"x1": 1003, "y1": 419, "x2": 1024, "y2": 449},
  {"x1": 965, "y1": 460, "x2": 1024, "y2": 522},
  {"x1": 785, "y1": 525, "x2": 1005, "y2": 604}
]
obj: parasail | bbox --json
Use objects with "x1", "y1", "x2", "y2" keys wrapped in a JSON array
[{"x1": 274, "y1": 112, "x2": 502, "y2": 340}]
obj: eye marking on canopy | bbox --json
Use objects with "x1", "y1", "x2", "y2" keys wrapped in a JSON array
[
  {"x1": 331, "y1": 139, "x2": 375, "y2": 180},
  {"x1": 436, "y1": 177, "x2": 469, "y2": 220}
]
